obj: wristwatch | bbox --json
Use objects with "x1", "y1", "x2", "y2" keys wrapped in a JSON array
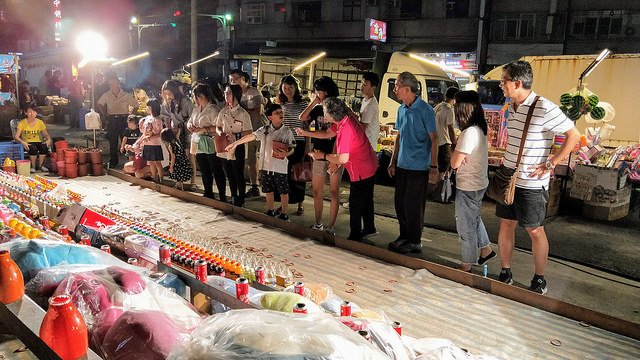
[{"x1": 544, "y1": 160, "x2": 555, "y2": 171}]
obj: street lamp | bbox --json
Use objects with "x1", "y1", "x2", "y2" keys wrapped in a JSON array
[
  {"x1": 198, "y1": 13, "x2": 232, "y2": 79},
  {"x1": 76, "y1": 31, "x2": 108, "y2": 109}
]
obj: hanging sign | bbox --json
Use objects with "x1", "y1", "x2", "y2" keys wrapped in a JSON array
[
  {"x1": 365, "y1": 18, "x2": 387, "y2": 43},
  {"x1": 0, "y1": 54, "x2": 17, "y2": 74}
]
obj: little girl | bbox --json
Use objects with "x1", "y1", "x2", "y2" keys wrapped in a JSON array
[
  {"x1": 161, "y1": 128, "x2": 192, "y2": 190},
  {"x1": 138, "y1": 99, "x2": 164, "y2": 183}
]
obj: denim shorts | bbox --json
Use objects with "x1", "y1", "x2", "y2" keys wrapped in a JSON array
[{"x1": 495, "y1": 187, "x2": 549, "y2": 228}]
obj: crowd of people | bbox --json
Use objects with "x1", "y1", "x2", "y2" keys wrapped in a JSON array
[{"x1": 15, "y1": 59, "x2": 579, "y2": 295}]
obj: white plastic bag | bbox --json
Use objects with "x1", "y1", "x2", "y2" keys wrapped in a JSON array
[{"x1": 85, "y1": 109, "x2": 101, "y2": 130}]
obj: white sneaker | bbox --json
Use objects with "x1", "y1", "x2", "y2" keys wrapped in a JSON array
[
  {"x1": 30, "y1": 168, "x2": 36, "y2": 173},
  {"x1": 310, "y1": 223, "x2": 324, "y2": 231},
  {"x1": 324, "y1": 226, "x2": 335, "y2": 236},
  {"x1": 40, "y1": 166, "x2": 49, "y2": 172}
]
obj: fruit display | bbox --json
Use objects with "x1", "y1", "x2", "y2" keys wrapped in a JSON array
[{"x1": 559, "y1": 87, "x2": 614, "y2": 123}]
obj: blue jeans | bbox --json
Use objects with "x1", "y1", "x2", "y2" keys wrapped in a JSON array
[{"x1": 455, "y1": 188, "x2": 490, "y2": 264}]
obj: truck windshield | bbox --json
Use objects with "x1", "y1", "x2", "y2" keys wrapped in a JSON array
[
  {"x1": 387, "y1": 78, "x2": 422, "y2": 105},
  {"x1": 387, "y1": 78, "x2": 459, "y2": 106}
]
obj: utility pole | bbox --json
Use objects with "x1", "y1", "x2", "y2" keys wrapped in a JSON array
[{"x1": 191, "y1": 0, "x2": 198, "y2": 81}]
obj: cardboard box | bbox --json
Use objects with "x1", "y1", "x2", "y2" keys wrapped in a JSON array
[
  {"x1": 582, "y1": 199, "x2": 630, "y2": 221},
  {"x1": 572, "y1": 164, "x2": 627, "y2": 191}
]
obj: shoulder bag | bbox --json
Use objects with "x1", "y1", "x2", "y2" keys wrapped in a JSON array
[
  {"x1": 486, "y1": 96, "x2": 539, "y2": 206},
  {"x1": 291, "y1": 155, "x2": 314, "y2": 182}
]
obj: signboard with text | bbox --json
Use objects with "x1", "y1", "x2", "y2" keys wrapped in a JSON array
[{"x1": 365, "y1": 18, "x2": 387, "y2": 43}]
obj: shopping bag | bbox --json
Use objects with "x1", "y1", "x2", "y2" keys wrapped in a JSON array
[
  {"x1": 291, "y1": 157, "x2": 313, "y2": 182},
  {"x1": 432, "y1": 170, "x2": 454, "y2": 203},
  {"x1": 213, "y1": 133, "x2": 233, "y2": 153},
  {"x1": 84, "y1": 109, "x2": 101, "y2": 130},
  {"x1": 486, "y1": 165, "x2": 518, "y2": 205}
]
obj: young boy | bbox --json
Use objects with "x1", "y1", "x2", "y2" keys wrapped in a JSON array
[
  {"x1": 120, "y1": 115, "x2": 142, "y2": 161},
  {"x1": 226, "y1": 104, "x2": 295, "y2": 221}
]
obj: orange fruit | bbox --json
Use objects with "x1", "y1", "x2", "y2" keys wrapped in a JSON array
[{"x1": 8, "y1": 218, "x2": 18, "y2": 228}]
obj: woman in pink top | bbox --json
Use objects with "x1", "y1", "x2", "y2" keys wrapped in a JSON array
[
  {"x1": 301, "y1": 97, "x2": 378, "y2": 241},
  {"x1": 136, "y1": 99, "x2": 164, "y2": 183}
]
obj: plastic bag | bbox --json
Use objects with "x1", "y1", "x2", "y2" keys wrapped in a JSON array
[
  {"x1": 338, "y1": 317, "x2": 415, "y2": 360},
  {"x1": 124, "y1": 233, "x2": 151, "y2": 258},
  {"x1": 320, "y1": 294, "x2": 362, "y2": 315},
  {"x1": 100, "y1": 224, "x2": 137, "y2": 253},
  {"x1": 206, "y1": 276, "x2": 265, "y2": 304},
  {"x1": 101, "y1": 310, "x2": 191, "y2": 360},
  {"x1": 27, "y1": 265, "x2": 202, "y2": 349},
  {"x1": 283, "y1": 282, "x2": 333, "y2": 304},
  {"x1": 168, "y1": 309, "x2": 390, "y2": 360},
  {"x1": 0, "y1": 239, "x2": 127, "y2": 282},
  {"x1": 259, "y1": 291, "x2": 324, "y2": 314}
]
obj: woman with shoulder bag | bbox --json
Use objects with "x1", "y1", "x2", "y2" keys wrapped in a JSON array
[
  {"x1": 450, "y1": 91, "x2": 495, "y2": 272},
  {"x1": 187, "y1": 82, "x2": 228, "y2": 201}
]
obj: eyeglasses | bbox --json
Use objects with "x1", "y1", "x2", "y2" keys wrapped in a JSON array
[{"x1": 500, "y1": 78, "x2": 514, "y2": 84}]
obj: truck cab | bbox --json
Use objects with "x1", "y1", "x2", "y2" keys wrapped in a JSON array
[{"x1": 378, "y1": 52, "x2": 459, "y2": 125}]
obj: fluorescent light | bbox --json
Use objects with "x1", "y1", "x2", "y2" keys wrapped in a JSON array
[
  {"x1": 185, "y1": 51, "x2": 220, "y2": 67},
  {"x1": 409, "y1": 53, "x2": 472, "y2": 78},
  {"x1": 581, "y1": 48, "x2": 612, "y2": 79},
  {"x1": 111, "y1": 52, "x2": 150, "y2": 66},
  {"x1": 293, "y1": 52, "x2": 327, "y2": 71}
]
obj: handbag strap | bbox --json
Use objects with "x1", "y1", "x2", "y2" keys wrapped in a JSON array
[{"x1": 514, "y1": 96, "x2": 540, "y2": 170}]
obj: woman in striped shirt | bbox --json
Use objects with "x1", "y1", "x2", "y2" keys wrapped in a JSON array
[{"x1": 276, "y1": 75, "x2": 308, "y2": 215}]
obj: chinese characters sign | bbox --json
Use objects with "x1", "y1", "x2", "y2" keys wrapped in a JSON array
[
  {"x1": 52, "y1": 0, "x2": 62, "y2": 43},
  {"x1": 365, "y1": 18, "x2": 387, "y2": 43}
]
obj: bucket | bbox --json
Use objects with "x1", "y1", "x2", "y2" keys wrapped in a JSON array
[
  {"x1": 54, "y1": 140, "x2": 68, "y2": 151},
  {"x1": 56, "y1": 160, "x2": 66, "y2": 177},
  {"x1": 89, "y1": 149, "x2": 102, "y2": 164},
  {"x1": 16, "y1": 160, "x2": 31, "y2": 176},
  {"x1": 66, "y1": 163, "x2": 78, "y2": 178},
  {"x1": 78, "y1": 149, "x2": 88, "y2": 165},
  {"x1": 64, "y1": 149, "x2": 78, "y2": 164},
  {"x1": 91, "y1": 163, "x2": 104, "y2": 176},
  {"x1": 78, "y1": 163, "x2": 88, "y2": 177},
  {"x1": 56, "y1": 148, "x2": 65, "y2": 159},
  {"x1": 2, "y1": 166, "x2": 15, "y2": 173}
]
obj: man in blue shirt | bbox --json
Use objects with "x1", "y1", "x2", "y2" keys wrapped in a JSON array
[{"x1": 387, "y1": 72, "x2": 438, "y2": 254}]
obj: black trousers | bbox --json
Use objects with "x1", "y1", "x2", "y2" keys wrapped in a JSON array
[
  {"x1": 348, "y1": 175, "x2": 376, "y2": 239},
  {"x1": 106, "y1": 115, "x2": 128, "y2": 165},
  {"x1": 69, "y1": 96, "x2": 83, "y2": 128},
  {"x1": 395, "y1": 167, "x2": 428, "y2": 244},
  {"x1": 196, "y1": 153, "x2": 227, "y2": 201},
  {"x1": 221, "y1": 144, "x2": 245, "y2": 204}
]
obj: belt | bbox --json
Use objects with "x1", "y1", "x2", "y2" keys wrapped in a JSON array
[
  {"x1": 262, "y1": 170, "x2": 282, "y2": 175},
  {"x1": 108, "y1": 114, "x2": 128, "y2": 118}
]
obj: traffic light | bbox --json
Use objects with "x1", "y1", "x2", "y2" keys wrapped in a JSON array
[
  {"x1": 170, "y1": 22, "x2": 177, "y2": 27},
  {"x1": 173, "y1": 10, "x2": 181, "y2": 17}
]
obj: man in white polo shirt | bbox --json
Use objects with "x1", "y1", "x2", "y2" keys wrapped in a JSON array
[
  {"x1": 97, "y1": 74, "x2": 137, "y2": 167},
  {"x1": 497, "y1": 60, "x2": 580, "y2": 294}
]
